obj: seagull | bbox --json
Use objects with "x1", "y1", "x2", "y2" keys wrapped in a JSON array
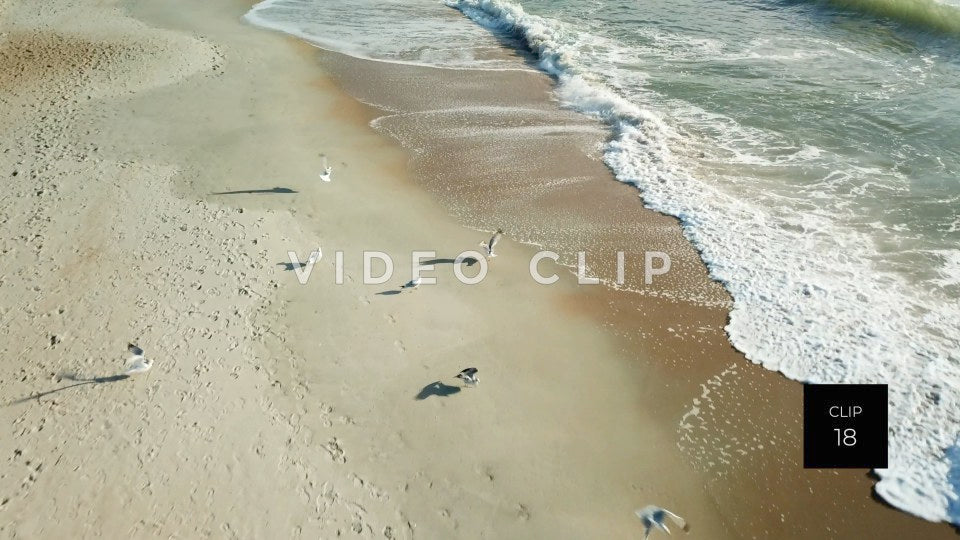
[
  {"x1": 455, "y1": 367, "x2": 478, "y2": 386},
  {"x1": 480, "y1": 228, "x2": 503, "y2": 258},
  {"x1": 635, "y1": 506, "x2": 690, "y2": 539},
  {"x1": 400, "y1": 276, "x2": 422, "y2": 292},
  {"x1": 123, "y1": 344, "x2": 153, "y2": 376},
  {"x1": 307, "y1": 247, "x2": 322, "y2": 265},
  {"x1": 319, "y1": 155, "x2": 332, "y2": 182}
]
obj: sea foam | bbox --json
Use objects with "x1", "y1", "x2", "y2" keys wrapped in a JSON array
[
  {"x1": 244, "y1": 0, "x2": 960, "y2": 525},
  {"x1": 445, "y1": 0, "x2": 960, "y2": 525}
]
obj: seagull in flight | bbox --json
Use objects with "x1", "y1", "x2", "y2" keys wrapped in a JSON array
[
  {"x1": 400, "y1": 276, "x2": 422, "y2": 292},
  {"x1": 455, "y1": 367, "x2": 478, "y2": 386},
  {"x1": 480, "y1": 228, "x2": 503, "y2": 258},
  {"x1": 635, "y1": 506, "x2": 690, "y2": 539},
  {"x1": 123, "y1": 344, "x2": 153, "y2": 376}
]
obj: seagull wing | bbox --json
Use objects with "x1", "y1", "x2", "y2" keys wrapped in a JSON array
[
  {"x1": 662, "y1": 509, "x2": 688, "y2": 531},
  {"x1": 647, "y1": 509, "x2": 674, "y2": 534},
  {"x1": 128, "y1": 343, "x2": 144, "y2": 356},
  {"x1": 123, "y1": 358, "x2": 150, "y2": 374},
  {"x1": 636, "y1": 506, "x2": 665, "y2": 538},
  {"x1": 489, "y1": 231, "x2": 501, "y2": 249}
]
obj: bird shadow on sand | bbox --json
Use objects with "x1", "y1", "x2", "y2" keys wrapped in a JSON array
[
  {"x1": 420, "y1": 257, "x2": 479, "y2": 267},
  {"x1": 277, "y1": 261, "x2": 307, "y2": 271},
  {"x1": 376, "y1": 289, "x2": 403, "y2": 296},
  {"x1": 4, "y1": 373, "x2": 130, "y2": 407},
  {"x1": 376, "y1": 257, "x2": 479, "y2": 296},
  {"x1": 210, "y1": 187, "x2": 298, "y2": 195},
  {"x1": 415, "y1": 381, "x2": 462, "y2": 400}
]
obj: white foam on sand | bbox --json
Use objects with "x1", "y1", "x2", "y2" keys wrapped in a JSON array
[
  {"x1": 244, "y1": 0, "x2": 529, "y2": 71},
  {"x1": 445, "y1": 0, "x2": 960, "y2": 525},
  {"x1": 245, "y1": 0, "x2": 960, "y2": 525}
]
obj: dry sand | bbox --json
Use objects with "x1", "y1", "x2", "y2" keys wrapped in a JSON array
[{"x1": 0, "y1": 0, "x2": 955, "y2": 538}]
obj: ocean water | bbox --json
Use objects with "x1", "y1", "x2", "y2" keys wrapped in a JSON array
[{"x1": 245, "y1": 0, "x2": 960, "y2": 525}]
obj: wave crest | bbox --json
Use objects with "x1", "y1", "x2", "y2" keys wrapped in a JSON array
[
  {"x1": 818, "y1": 0, "x2": 960, "y2": 35},
  {"x1": 447, "y1": 0, "x2": 960, "y2": 527}
]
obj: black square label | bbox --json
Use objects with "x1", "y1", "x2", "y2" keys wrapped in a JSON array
[{"x1": 803, "y1": 384, "x2": 888, "y2": 468}]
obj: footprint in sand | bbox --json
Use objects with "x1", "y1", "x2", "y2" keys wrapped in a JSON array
[
  {"x1": 315, "y1": 481, "x2": 337, "y2": 516},
  {"x1": 438, "y1": 508, "x2": 459, "y2": 530},
  {"x1": 324, "y1": 438, "x2": 346, "y2": 464},
  {"x1": 393, "y1": 340, "x2": 405, "y2": 353},
  {"x1": 474, "y1": 465, "x2": 495, "y2": 482}
]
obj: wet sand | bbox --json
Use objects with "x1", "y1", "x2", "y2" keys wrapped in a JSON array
[
  {"x1": 0, "y1": 0, "x2": 954, "y2": 537},
  {"x1": 306, "y1": 39, "x2": 957, "y2": 539}
]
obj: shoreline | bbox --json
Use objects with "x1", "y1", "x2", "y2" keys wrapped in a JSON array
[
  {"x1": 245, "y1": 13, "x2": 959, "y2": 539},
  {"x1": 0, "y1": 0, "x2": 954, "y2": 538}
]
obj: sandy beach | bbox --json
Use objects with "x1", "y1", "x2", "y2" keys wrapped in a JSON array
[{"x1": 0, "y1": 0, "x2": 956, "y2": 537}]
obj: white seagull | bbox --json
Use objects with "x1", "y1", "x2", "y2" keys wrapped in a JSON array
[
  {"x1": 635, "y1": 506, "x2": 690, "y2": 539},
  {"x1": 307, "y1": 247, "x2": 322, "y2": 266},
  {"x1": 400, "y1": 276, "x2": 422, "y2": 292},
  {"x1": 123, "y1": 344, "x2": 153, "y2": 376},
  {"x1": 480, "y1": 228, "x2": 503, "y2": 258},
  {"x1": 455, "y1": 367, "x2": 478, "y2": 386},
  {"x1": 319, "y1": 155, "x2": 332, "y2": 182}
]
